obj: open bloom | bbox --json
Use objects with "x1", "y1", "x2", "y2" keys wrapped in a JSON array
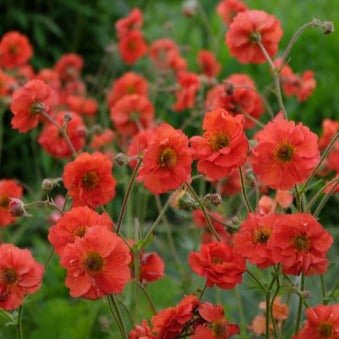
[
  {"x1": 294, "y1": 304, "x2": 339, "y2": 339},
  {"x1": 197, "y1": 50, "x2": 221, "y2": 78},
  {"x1": 251, "y1": 115, "x2": 320, "y2": 189},
  {"x1": 48, "y1": 206, "x2": 114, "y2": 256},
  {"x1": 0, "y1": 244, "x2": 44, "y2": 310},
  {"x1": 0, "y1": 179, "x2": 23, "y2": 227},
  {"x1": 115, "y1": 8, "x2": 143, "y2": 39},
  {"x1": 189, "y1": 242, "x2": 246, "y2": 289},
  {"x1": 62, "y1": 152, "x2": 116, "y2": 208},
  {"x1": 60, "y1": 226, "x2": 131, "y2": 299},
  {"x1": 127, "y1": 129, "x2": 153, "y2": 168},
  {"x1": 118, "y1": 30, "x2": 147, "y2": 65},
  {"x1": 55, "y1": 53, "x2": 83, "y2": 81},
  {"x1": 216, "y1": 0, "x2": 247, "y2": 25},
  {"x1": 226, "y1": 10, "x2": 283, "y2": 64},
  {"x1": 268, "y1": 213, "x2": 333, "y2": 275},
  {"x1": 129, "y1": 320, "x2": 154, "y2": 339},
  {"x1": 190, "y1": 108, "x2": 248, "y2": 180},
  {"x1": 0, "y1": 31, "x2": 33, "y2": 68},
  {"x1": 10, "y1": 79, "x2": 55, "y2": 133},
  {"x1": 137, "y1": 123, "x2": 192, "y2": 194}
]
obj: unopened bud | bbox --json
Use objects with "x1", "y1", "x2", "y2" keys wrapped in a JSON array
[
  {"x1": 64, "y1": 112, "x2": 73, "y2": 123},
  {"x1": 115, "y1": 153, "x2": 129, "y2": 166},
  {"x1": 203, "y1": 193, "x2": 222, "y2": 206},
  {"x1": 182, "y1": 0, "x2": 198, "y2": 17},
  {"x1": 322, "y1": 21, "x2": 334, "y2": 35},
  {"x1": 224, "y1": 82, "x2": 234, "y2": 96},
  {"x1": 170, "y1": 188, "x2": 198, "y2": 211},
  {"x1": 9, "y1": 198, "x2": 31, "y2": 217},
  {"x1": 301, "y1": 290, "x2": 312, "y2": 299},
  {"x1": 42, "y1": 179, "x2": 54, "y2": 192}
]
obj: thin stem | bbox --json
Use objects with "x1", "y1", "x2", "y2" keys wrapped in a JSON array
[
  {"x1": 185, "y1": 183, "x2": 221, "y2": 241},
  {"x1": 16, "y1": 305, "x2": 23, "y2": 339},
  {"x1": 295, "y1": 274, "x2": 305, "y2": 335},
  {"x1": 313, "y1": 180, "x2": 339, "y2": 217},
  {"x1": 265, "y1": 291, "x2": 271, "y2": 339},
  {"x1": 106, "y1": 296, "x2": 125, "y2": 338},
  {"x1": 198, "y1": 283, "x2": 207, "y2": 300},
  {"x1": 246, "y1": 269, "x2": 267, "y2": 293},
  {"x1": 237, "y1": 105, "x2": 265, "y2": 128},
  {"x1": 0, "y1": 309, "x2": 13, "y2": 322},
  {"x1": 320, "y1": 275, "x2": 326, "y2": 301},
  {"x1": 134, "y1": 280, "x2": 157, "y2": 315},
  {"x1": 109, "y1": 295, "x2": 127, "y2": 338},
  {"x1": 44, "y1": 248, "x2": 55, "y2": 270},
  {"x1": 116, "y1": 159, "x2": 143, "y2": 234},
  {"x1": 239, "y1": 167, "x2": 253, "y2": 213}
]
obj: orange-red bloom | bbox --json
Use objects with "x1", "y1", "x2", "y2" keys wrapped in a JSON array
[
  {"x1": 275, "y1": 190, "x2": 293, "y2": 209},
  {"x1": 189, "y1": 242, "x2": 246, "y2": 289},
  {"x1": 216, "y1": 0, "x2": 247, "y2": 25},
  {"x1": 90, "y1": 129, "x2": 115, "y2": 150},
  {"x1": 0, "y1": 244, "x2": 44, "y2": 310},
  {"x1": 62, "y1": 152, "x2": 116, "y2": 208},
  {"x1": 60, "y1": 226, "x2": 130, "y2": 299},
  {"x1": 48, "y1": 206, "x2": 114, "y2": 256},
  {"x1": 251, "y1": 115, "x2": 320, "y2": 189},
  {"x1": 268, "y1": 213, "x2": 333, "y2": 275},
  {"x1": 38, "y1": 111, "x2": 85, "y2": 158},
  {"x1": 139, "y1": 252, "x2": 165, "y2": 284},
  {"x1": 66, "y1": 95, "x2": 98, "y2": 116},
  {"x1": 294, "y1": 304, "x2": 339, "y2": 339},
  {"x1": 116, "y1": 8, "x2": 143, "y2": 39},
  {"x1": 190, "y1": 108, "x2": 248, "y2": 180},
  {"x1": 129, "y1": 320, "x2": 154, "y2": 339},
  {"x1": 0, "y1": 179, "x2": 23, "y2": 227},
  {"x1": 127, "y1": 129, "x2": 153, "y2": 168},
  {"x1": 110, "y1": 94, "x2": 154, "y2": 136},
  {"x1": 10, "y1": 79, "x2": 55, "y2": 133},
  {"x1": 257, "y1": 195, "x2": 276, "y2": 215},
  {"x1": 197, "y1": 50, "x2": 221, "y2": 78},
  {"x1": 118, "y1": 30, "x2": 147, "y2": 65},
  {"x1": 0, "y1": 69, "x2": 16, "y2": 97},
  {"x1": 259, "y1": 297, "x2": 289, "y2": 321},
  {"x1": 233, "y1": 213, "x2": 278, "y2": 268},
  {"x1": 55, "y1": 53, "x2": 83, "y2": 82},
  {"x1": 0, "y1": 31, "x2": 33, "y2": 69},
  {"x1": 137, "y1": 123, "x2": 192, "y2": 194},
  {"x1": 226, "y1": 10, "x2": 283, "y2": 64}
]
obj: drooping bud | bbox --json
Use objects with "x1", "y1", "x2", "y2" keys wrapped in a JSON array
[
  {"x1": 170, "y1": 187, "x2": 198, "y2": 211},
  {"x1": 41, "y1": 177, "x2": 62, "y2": 192},
  {"x1": 115, "y1": 153, "x2": 129, "y2": 166},
  {"x1": 9, "y1": 198, "x2": 31, "y2": 217},
  {"x1": 182, "y1": 0, "x2": 198, "y2": 17},
  {"x1": 203, "y1": 193, "x2": 222, "y2": 207},
  {"x1": 224, "y1": 81, "x2": 234, "y2": 96}
]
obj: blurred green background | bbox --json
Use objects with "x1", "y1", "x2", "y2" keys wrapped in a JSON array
[{"x1": 0, "y1": 1, "x2": 338, "y2": 338}]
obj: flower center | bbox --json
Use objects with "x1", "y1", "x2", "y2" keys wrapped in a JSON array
[
  {"x1": 159, "y1": 147, "x2": 177, "y2": 168},
  {"x1": 275, "y1": 144, "x2": 294, "y2": 163},
  {"x1": 0, "y1": 194, "x2": 9, "y2": 208},
  {"x1": 73, "y1": 225, "x2": 87, "y2": 238},
  {"x1": 81, "y1": 171, "x2": 99, "y2": 190},
  {"x1": 30, "y1": 100, "x2": 45, "y2": 115},
  {"x1": 253, "y1": 226, "x2": 272, "y2": 244},
  {"x1": 209, "y1": 133, "x2": 229, "y2": 151},
  {"x1": 83, "y1": 252, "x2": 104, "y2": 273},
  {"x1": 249, "y1": 31, "x2": 261, "y2": 43},
  {"x1": 127, "y1": 85, "x2": 135, "y2": 94},
  {"x1": 127, "y1": 40, "x2": 136, "y2": 51},
  {"x1": 212, "y1": 257, "x2": 224, "y2": 265},
  {"x1": 9, "y1": 44, "x2": 18, "y2": 55},
  {"x1": 212, "y1": 322, "x2": 228, "y2": 336},
  {"x1": 318, "y1": 322, "x2": 333, "y2": 338},
  {"x1": 130, "y1": 111, "x2": 140, "y2": 122},
  {"x1": 293, "y1": 235, "x2": 310, "y2": 252},
  {"x1": 2, "y1": 268, "x2": 17, "y2": 285}
]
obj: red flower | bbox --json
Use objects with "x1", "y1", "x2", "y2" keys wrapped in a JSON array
[
  {"x1": 36, "y1": 68, "x2": 61, "y2": 92},
  {"x1": 107, "y1": 71, "x2": 148, "y2": 107},
  {"x1": 0, "y1": 31, "x2": 33, "y2": 68},
  {"x1": 60, "y1": 226, "x2": 131, "y2": 299},
  {"x1": 197, "y1": 50, "x2": 221, "y2": 78},
  {"x1": 268, "y1": 213, "x2": 333, "y2": 275},
  {"x1": 0, "y1": 244, "x2": 44, "y2": 310},
  {"x1": 62, "y1": 152, "x2": 116, "y2": 208},
  {"x1": 251, "y1": 115, "x2": 320, "y2": 189},
  {"x1": 190, "y1": 108, "x2": 248, "y2": 180},
  {"x1": 66, "y1": 95, "x2": 98, "y2": 116},
  {"x1": 226, "y1": 10, "x2": 283, "y2": 64},
  {"x1": 116, "y1": 8, "x2": 143, "y2": 39},
  {"x1": 110, "y1": 94, "x2": 154, "y2": 136},
  {"x1": 216, "y1": 0, "x2": 247, "y2": 25},
  {"x1": 127, "y1": 129, "x2": 153, "y2": 168},
  {"x1": 140, "y1": 252, "x2": 165, "y2": 283},
  {"x1": 294, "y1": 304, "x2": 339, "y2": 339},
  {"x1": 275, "y1": 190, "x2": 293, "y2": 209},
  {"x1": 192, "y1": 302, "x2": 240, "y2": 338},
  {"x1": 257, "y1": 195, "x2": 276, "y2": 215},
  {"x1": 233, "y1": 213, "x2": 279, "y2": 268},
  {"x1": 48, "y1": 206, "x2": 114, "y2": 256},
  {"x1": 189, "y1": 242, "x2": 246, "y2": 289},
  {"x1": 55, "y1": 53, "x2": 83, "y2": 81},
  {"x1": 10, "y1": 79, "x2": 55, "y2": 133},
  {"x1": 151, "y1": 294, "x2": 199, "y2": 339},
  {"x1": 118, "y1": 30, "x2": 147, "y2": 65},
  {"x1": 90, "y1": 129, "x2": 115, "y2": 150},
  {"x1": 129, "y1": 320, "x2": 154, "y2": 339},
  {"x1": 38, "y1": 111, "x2": 85, "y2": 159},
  {"x1": 295, "y1": 71, "x2": 317, "y2": 102},
  {"x1": 0, "y1": 69, "x2": 16, "y2": 97},
  {"x1": 172, "y1": 71, "x2": 200, "y2": 112},
  {"x1": 0, "y1": 179, "x2": 23, "y2": 227},
  {"x1": 137, "y1": 123, "x2": 192, "y2": 194},
  {"x1": 318, "y1": 119, "x2": 339, "y2": 151}
]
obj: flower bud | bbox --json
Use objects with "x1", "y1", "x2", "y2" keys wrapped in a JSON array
[
  {"x1": 170, "y1": 188, "x2": 198, "y2": 211},
  {"x1": 224, "y1": 81, "x2": 234, "y2": 96},
  {"x1": 115, "y1": 153, "x2": 129, "y2": 166},
  {"x1": 42, "y1": 179, "x2": 54, "y2": 192},
  {"x1": 322, "y1": 21, "x2": 334, "y2": 35},
  {"x1": 182, "y1": 0, "x2": 198, "y2": 17},
  {"x1": 9, "y1": 198, "x2": 31, "y2": 217},
  {"x1": 203, "y1": 193, "x2": 222, "y2": 206},
  {"x1": 63, "y1": 112, "x2": 73, "y2": 124}
]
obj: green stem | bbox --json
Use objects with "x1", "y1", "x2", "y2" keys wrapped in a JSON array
[
  {"x1": 116, "y1": 159, "x2": 143, "y2": 234},
  {"x1": 239, "y1": 167, "x2": 253, "y2": 213},
  {"x1": 108, "y1": 295, "x2": 127, "y2": 338},
  {"x1": 295, "y1": 274, "x2": 305, "y2": 335},
  {"x1": 320, "y1": 275, "x2": 326, "y2": 301},
  {"x1": 246, "y1": 269, "x2": 267, "y2": 293},
  {"x1": 16, "y1": 305, "x2": 23, "y2": 339},
  {"x1": 106, "y1": 296, "x2": 125, "y2": 338},
  {"x1": 44, "y1": 248, "x2": 55, "y2": 271},
  {"x1": 0, "y1": 309, "x2": 13, "y2": 322},
  {"x1": 134, "y1": 280, "x2": 157, "y2": 315},
  {"x1": 265, "y1": 291, "x2": 271, "y2": 339},
  {"x1": 313, "y1": 180, "x2": 339, "y2": 217}
]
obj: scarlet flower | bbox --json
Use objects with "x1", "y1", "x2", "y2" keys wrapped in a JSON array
[
  {"x1": 216, "y1": 0, "x2": 247, "y2": 25},
  {"x1": 116, "y1": 8, "x2": 143, "y2": 39},
  {"x1": 192, "y1": 302, "x2": 240, "y2": 338},
  {"x1": 172, "y1": 71, "x2": 200, "y2": 112},
  {"x1": 55, "y1": 53, "x2": 84, "y2": 81},
  {"x1": 293, "y1": 304, "x2": 339, "y2": 339},
  {"x1": 0, "y1": 31, "x2": 33, "y2": 68},
  {"x1": 90, "y1": 129, "x2": 115, "y2": 150},
  {"x1": 36, "y1": 68, "x2": 61, "y2": 92},
  {"x1": 259, "y1": 297, "x2": 289, "y2": 321},
  {"x1": 129, "y1": 320, "x2": 154, "y2": 339},
  {"x1": 118, "y1": 30, "x2": 147, "y2": 65},
  {"x1": 275, "y1": 190, "x2": 293, "y2": 209},
  {"x1": 60, "y1": 226, "x2": 131, "y2": 299},
  {"x1": 251, "y1": 115, "x2": 320, "y2": 190},
  {"x1": 190, "y1": 108, "x2": 248, "y2": 180},
  {"x1": 107, "y1": 72, "x2": 148, "y2": 107},
  {"x1": 10, "y1": 79, "x2": 55, "y2": 133},
  {"x1": 274, "y1": 58, "x2": 300, "y2": 97},
  {"x1": 233, "y1": 213, "x2": 278, "y2": 268},
  {"x1": 38, "y1": 111, "x2": 85, "y2": 159},
  {"x1": 192, "y1": 209, "x2": 231, "y2": 245},
  {"x1": 226, "y1": 10, "x2": 283, "y2": 64},
  {"x1": 268, "y1": 213, "x2": 333, "y2": 275},
  {"x1": 62, "y1": 152, "x2": 116, "y2": 208},
  {"x1": 257, "y1": 195, "x2": 276, "y2": 215},
  {"x1": 197, "y1": 50, "x2": 221, "y2": 78},
  {"x1": 127, "y1": 129, "x2": 153, "y2": 168},
  {"x1": 0, "y1": 180, "x2": 23, "y2": 227},
  {"x1": 48, "y1": 206, "x2": 114, "y2": 256},
  {"x1": 0, "y1": 69, "x2": 16, "y2": 97},
  {"x1": 66, "y1": 95, "x2": 98, "y2": 116},
  {"x1": 0, "y1": 244, "x2": 44, "y2": 310},
  {"x1": 151, "y1": 294, "x2": 199, "y2": 339},
  {"x1": 249, "y1": 315, "x2": 267, "y2": 336},
  {"x1": 318, "y1": 119, "x2": 339, "y2": 151},
  {"x1": 189, "y1": 242, "x2": 246, "y2": 289},
  {"x1": 137, "y1": 123, "x2": 192, "y2": 194},
  {"x1": 110, "y1": 94, "x2": 154, "y2": 136},
  {"x1": 139, "y1": 252, "x2": 165, "y2": 283},
  {"x1": 295, "y1": 71, "x2": 317, "y2": 102}
]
